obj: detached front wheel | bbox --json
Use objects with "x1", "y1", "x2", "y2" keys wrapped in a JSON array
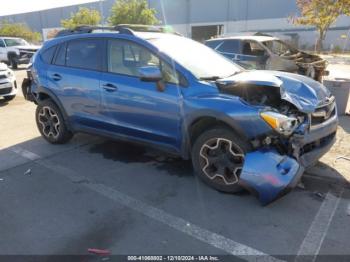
[
  {"x1": 35, "y1": 99, "x2": 73, "y2": 144},
  {"x1": 192, "y1": 127, "x2": 251, "y2": 193}
]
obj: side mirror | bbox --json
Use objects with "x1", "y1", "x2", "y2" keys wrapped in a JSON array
[{"x1": 138, "y1": 66, "x2": 162, "y2": 82}]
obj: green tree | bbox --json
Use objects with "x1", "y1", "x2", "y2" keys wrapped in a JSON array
[
  {"x1": 0, "y1": 22, "x2": 42, "y2": 43},
  {"x1": 61, "y1": 7, "x2": 101, "y2": 29},
  {"x1": 108, "y1": 0, "x2": 159, "y2": 26},
  {"x1": 291, "y1": 0, "x2": 350, "y2": 52}
]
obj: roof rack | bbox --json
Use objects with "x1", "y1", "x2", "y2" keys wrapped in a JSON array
[{"x1": 54, "y1": 24, "x2": 181, "y2": 38}]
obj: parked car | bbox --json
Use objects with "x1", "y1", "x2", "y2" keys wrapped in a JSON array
[
  {"x1": 23, "y1": 26, "x2": 338, "y2": 205},
  {"x1": 0, "y1": 37, "x2": 40, "y2": 69},
  {"x1": 205, "y1": 35, "x2": 328, "y2": 82},
  {"x1": 0, "y1": 62, "x2": 17, "y2": 101}
]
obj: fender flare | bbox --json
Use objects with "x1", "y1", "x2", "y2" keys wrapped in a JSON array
[
  {"x1": 180, "y1": 111, "x2": 250, "y2": 159},
  {"x1": 35, "y1": 86, "x2": 72, "y2": 130}
]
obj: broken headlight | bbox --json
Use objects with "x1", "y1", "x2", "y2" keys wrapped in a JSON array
[{"x1": 260, "y1": 111, "x2": 298, "y2": 136}]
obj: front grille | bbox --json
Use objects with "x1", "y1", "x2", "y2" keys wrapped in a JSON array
[
  {"x1": 19, "y1": 51, "x2": 34, "y2": 59},
  {"x1": 300, "y1": 132, "x2": 336, "y2": 155},
  {"x1": 0, "y1": 75, "x2": 7, "y2": 80},
  {"x1": 311, "y1": 96, "x2": 336, "y2": 126},
  {"x1": 0, "y1": 87, "x2": 12, "y2": 95}
]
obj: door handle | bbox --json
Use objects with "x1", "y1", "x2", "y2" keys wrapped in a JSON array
[
  {"x1": 51, "y1": 73, "x2": 62, "y2": 81},
  {"x1": 102, "y1": 83, "x2": 118, "y2": 92}
]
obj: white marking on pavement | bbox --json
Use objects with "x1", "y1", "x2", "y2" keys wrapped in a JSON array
[
  {"x1": 8, "y1": 147, "x2": 283, "y2": 262},
  {"x1": 40, "y1": 158, "x2": 283, "y2": 262},
  {"x1": 295, "y1": 191, "x2": 343, "y2": 262},
  {"x1": 10, "y1": 146, "x2": 40, "y2": 161}
]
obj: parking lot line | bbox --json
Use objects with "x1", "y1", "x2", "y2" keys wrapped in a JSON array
[
  {"x1": 295, "y1": 190, "x2": 343, "y2": 262},
  {"x1": 10, "y1": 146, "x2": 41, "y2": 161},
  {"x1": 9, "y1": 146, "x2": 284, "y2": 262}
]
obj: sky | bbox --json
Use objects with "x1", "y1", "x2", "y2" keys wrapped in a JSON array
[{"x1": 0, "y1": 0, "x2": 98, "y2": 16}]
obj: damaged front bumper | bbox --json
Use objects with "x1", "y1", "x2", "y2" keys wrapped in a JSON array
[
  {"x1": 239, "y1": 111, "x2": 337, "y2": 206},
  {"x1": 239, "y1": 150, "x2": 304, "y2": 205}
]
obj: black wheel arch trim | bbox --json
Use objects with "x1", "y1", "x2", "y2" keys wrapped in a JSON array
[
  {"x1": 35, "y1": 86, "x2": 73, "y2": 131},
  {"x1": 180, "y1": 111, "x2": 250, "y2": 160}
]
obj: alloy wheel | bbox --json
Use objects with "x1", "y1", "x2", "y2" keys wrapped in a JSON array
[
  {"x1": 199, "y1": 138, "x2": 244, "y2": 185},
  {"x1": 38, "y1": 106, "x2": 60, "y2": 139}
]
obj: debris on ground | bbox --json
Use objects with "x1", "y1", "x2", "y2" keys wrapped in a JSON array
[
  {"x1": 297, "y1": 182, "x2": 306, "y2": 190},
  {"x1": 334, "y1": 156, "x2": 350, "y2": 163},
  {"x1": 87, "y1": 248, "x2": 111, "y2": 256},
  {"x1": 313, "y1": 192, "x2": 326, "y2": 200},
  {"x1": 24, "y1": 169, "x2": 31, "y2": 176}
]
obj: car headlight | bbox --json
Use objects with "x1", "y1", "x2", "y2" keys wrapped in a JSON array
[{"x1": 260, "y1": 111, "x2": 298, "y2": 136}]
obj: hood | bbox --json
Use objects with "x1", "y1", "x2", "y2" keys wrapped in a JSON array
[
  {"x1": 16, "y1": 45, "x2": 41, "y2": 51},
  {"x1": 217, "y1": 70, "x2": 331, "y2": 113}
]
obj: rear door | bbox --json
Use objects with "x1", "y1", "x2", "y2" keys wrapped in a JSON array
[{"x1": 47, "y1": 38, "x2": 104, "y2": 129}]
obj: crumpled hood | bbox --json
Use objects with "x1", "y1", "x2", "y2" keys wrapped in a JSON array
[{"x1": 217, "y1": 70, "x2": 331, "y2": 113}]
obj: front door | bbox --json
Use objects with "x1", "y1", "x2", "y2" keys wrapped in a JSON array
[{"x1": 100, "y1": 39, "x2": 183, "y2": 151}]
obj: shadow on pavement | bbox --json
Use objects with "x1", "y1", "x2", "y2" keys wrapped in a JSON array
[{"x1": 1, "y1": 133, "x2": 348, "y2": 201}]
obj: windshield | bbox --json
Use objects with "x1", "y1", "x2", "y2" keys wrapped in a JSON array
[
  {"x1": 4, "y1": 38, "x2": 28, "y2": 47},
  {"x1": 149, "y1": 36, "x2": 242, "y2": 79},
  {"x1": 262, "y1": 40, "x2": 297, "y2": 56}
]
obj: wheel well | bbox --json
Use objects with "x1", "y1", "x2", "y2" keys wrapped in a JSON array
[
  {"x1": 37, "y1": 92, "x2": 51, "y2": 101},
  {"x1": 189, "y1": 117, "x2": 239, "y2": 145},
  {"x1": 7, "y1": 51, "x2": 18, "y2": 59}
]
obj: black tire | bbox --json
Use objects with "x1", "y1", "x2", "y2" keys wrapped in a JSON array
[
  {"x1": 9, "y1": 57, "x2": 18, "y2": 69},
  {"x1": 35, "y1": 99, "x2": 73, "y2": 144},
  {"x1": 3, "y1": 95, "x2": 16, "y2": 101},
  {"x1": 191, "y1": 127, "x2": 251, "y2": 193}
]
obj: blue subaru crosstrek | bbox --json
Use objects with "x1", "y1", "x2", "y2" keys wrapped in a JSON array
[{"x1": 24, "y1": 26, "x2": 338, "y2": 205}]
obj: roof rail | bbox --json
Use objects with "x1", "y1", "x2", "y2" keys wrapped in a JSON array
[{"x1": 54, "y1": 24, "x2": 181, "y2": 38}]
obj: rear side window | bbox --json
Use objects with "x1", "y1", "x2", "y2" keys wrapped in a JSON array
[
  {"x1": 217, "y1": 40, "x2": 240, "y2": 53},
  {"x1": 0, "y1": 40, "x2": 5, "y2": 48},
  {"x1": 66, "y1": 39, "x2": 103, "y2": 71},
  {"x1": 41, "y1": 46, "x2": 57, "y2": 64},
  {"x1": 54, "y1": 44, "x2": 66, "y2": 66}
]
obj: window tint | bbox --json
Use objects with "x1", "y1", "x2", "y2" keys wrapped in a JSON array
[
  {"x1": 205, "y1": 40, "x2": 222, "y2": 49},
  {"x1": 66, "y1": 39, "x2": 103, "y2": 70},
  {"x1": 108, "y1": 39, "x2": 159, "y2": 77},
  {"x1": 242, "y1": 41, "x2": 266, "y2": 56},
  {"x1": 41, "y1": 46, "x2": 57, "y2": 64},
  {"x1": 54, "y1": 44, "x2": 66, "y2": 66},
  {"x1": 0, "y1": 40, "x2": 5, "y2": 48},
  {"x1": 108, "y1": 39, "x2": 181, "y2": 85},
  {"x1": 217, "y1": 40, "x2": 240, "y2": 53}
]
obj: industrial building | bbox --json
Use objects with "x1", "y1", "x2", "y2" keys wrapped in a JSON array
[{"x1": 1, "y1": 0, "x2": 350, "y2": 50}]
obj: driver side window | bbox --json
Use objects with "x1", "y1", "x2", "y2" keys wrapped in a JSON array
[
  {"x1": 108, "y1": 40, "x2": 159, "y2": 77},
  {"x1": 107, "y1": 39, "x2": 180, "y2": 85}
]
